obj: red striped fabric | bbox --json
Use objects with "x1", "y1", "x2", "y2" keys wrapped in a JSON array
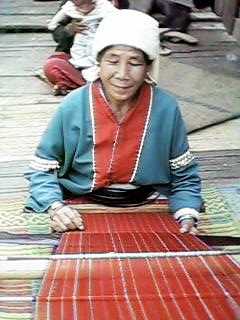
[{"x1": 36, "y1": 214, "x2": 240, "y2": 320}]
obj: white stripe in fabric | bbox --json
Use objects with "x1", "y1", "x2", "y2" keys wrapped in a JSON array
[
  {"x1": 169, "y1": 150, "x2": 194, "y2": 170},
  {"x1": 173, "y1": 234, "x2": 214, "y2": 320},
  {"x1": 142, "y1": 234, "x2": 185, "y2": 319},
  {"x1": 109, "y1": 259, "x2": 125, "y2": 320},
  {"x1": 104, "y1": 215, "x2": 137, "y2": 320},
  {"x1": 157, "y1": 258, "x2": 186, "y2": 319},
  {"x1": 117, "y1": 234, "x2": 149, "y2": 320},
  {"x1": 88, "y1": 259, "x2": 95, "y2": 320},
  {"x1": 200, "y1": 256, "x2": 240, "y2": 318},
  {"x1": 29, "y1": 156, "x2": 60, "y2": 172},
  {"x1": 177, "y1": 257, "x2": 215, "y2": 319},
  {"x1": 130, "y1": 86, "x2": 153, "y2": 182},
  {"x1": 73, "y1": 259, "x2": 80, "y2": 320},
  {"x1": 132, "y1": 233, "x2": 172, "y2": 318},
  {"x1": 221, "y1": 256, "x2": 240, "y2": 292},
  {"x1": 108, "y1": 222, "x2": 125, "y2": 320},
  {"x1": 46, "y1": 259, "x2": 61, "y2": 320},
  {"x1": 192, "y1": 257, "x2": 232, "y2": 318},
  {"x1": 89, "y1": 83, "x2": 97, "y2": 192},
  {"x1": 61, "y1": 233, "x2": 72, "y2": 320}
]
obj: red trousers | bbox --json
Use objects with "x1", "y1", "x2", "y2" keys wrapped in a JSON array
[{"x1": 43, "y1": 52, "x2": 86, "y2": 90}]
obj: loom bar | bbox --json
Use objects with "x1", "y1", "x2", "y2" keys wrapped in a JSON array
[
  {"x1": 0, "y1": 296, "x2": 35, "y2": 302},
  {"x1": 0, "y1": 249, "x2": 240, "y2": 261}
]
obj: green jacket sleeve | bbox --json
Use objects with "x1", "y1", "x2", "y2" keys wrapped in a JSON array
[
  {"x1": 169, "y1": 106, "x2": 202, "y2": 213},
  {"x1": 25, "y1": 107, "x2": 65, "y2": 212}
]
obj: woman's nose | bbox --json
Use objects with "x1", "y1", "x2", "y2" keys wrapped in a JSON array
[{"x1": 116, "y1": 62, "x2": 129, "y2": 79}]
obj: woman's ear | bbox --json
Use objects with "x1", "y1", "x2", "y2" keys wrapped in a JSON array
[{"x1": 145, "y1": 56, "x2": 160, "y2": 85}]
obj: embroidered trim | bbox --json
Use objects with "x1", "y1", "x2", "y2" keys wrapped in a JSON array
[
  {"x1": 89, "y1": 83, "x2": 96, "y2": 192},
  {"x1": 130, "y1": 85, "x2": 153, "y2": 182},
  {"x1": 169, "y1": 150, "x2": 194, "y2": 170},
  {"x1": 29, "y1": 156, "x2": 60, "y2": 172}
]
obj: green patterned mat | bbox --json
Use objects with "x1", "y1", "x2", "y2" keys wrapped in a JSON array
[
  {"x1": 0, "y1": 279, "x2": 41, "y2": 320},
  {"x1": 0, "y1": 185, "x2": 240, "y2": 237},
  {"x1": 0, "y1": 197, "x2": 50, "y2": 235},
  {"x1": 198, "y1": 185, "x2": 240, "y2": 237}
]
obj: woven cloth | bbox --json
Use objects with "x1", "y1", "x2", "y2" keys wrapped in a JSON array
[{"x1": 36, "y1": 214, "x2": 240, "y2": 320}]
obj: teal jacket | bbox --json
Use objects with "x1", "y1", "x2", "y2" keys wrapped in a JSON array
[{"x1": 25, "y1": 82, "x2": 202, "y2": 213}]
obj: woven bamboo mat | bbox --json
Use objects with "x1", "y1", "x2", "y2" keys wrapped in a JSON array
[{"x1": 0, "y1": 278, "x2": 44, "y2": 320}]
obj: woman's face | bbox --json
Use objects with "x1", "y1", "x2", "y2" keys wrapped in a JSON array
[{"x1": 99, "y1": 46, "x2": 150, "y2": 105}]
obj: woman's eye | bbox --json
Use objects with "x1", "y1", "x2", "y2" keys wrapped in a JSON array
[
  {"x1": 129, "y1": 62, "x2": 143, "y2": 66},
  {"x1": 106, "y1": 60, "x2": 119, "y2": 64}
]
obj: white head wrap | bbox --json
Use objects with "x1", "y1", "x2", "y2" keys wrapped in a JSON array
[
  {"x1": 82, "y1": 9, "x2": 160, "y2": 83},
  {"x1": 93, "y1": 9, "x2": 160, "y2": 61}
]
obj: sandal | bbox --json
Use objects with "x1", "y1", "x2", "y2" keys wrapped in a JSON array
[
  {"x1": 159, "y1": 28, "x2": 198, "y2": 44},
  {"x1": 52, "y1": 85, "x2": 69, "y2": 96},
  {"x1": 159, "y1": 45, "x2": 172, "y2": 56}
]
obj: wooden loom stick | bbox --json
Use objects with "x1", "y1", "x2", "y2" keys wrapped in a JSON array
[
  {"x1": 0, "y1": 296, "x2": 35, "y2": 302},
  {"x1": 0, "y1": 249, "x2": 240, "y2": 261}
]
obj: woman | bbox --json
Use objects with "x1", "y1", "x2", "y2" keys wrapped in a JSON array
[{"x1": 25, "y1": 10, "x2": 202, "y2": 234}]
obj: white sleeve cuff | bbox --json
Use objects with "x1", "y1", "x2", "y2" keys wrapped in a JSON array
[
  {"x1": 50, "y1": 201, "x2": 64, "y2": 210},
  {"x1": 174, "y1": 208, "x2": 200, "y2": 222}
]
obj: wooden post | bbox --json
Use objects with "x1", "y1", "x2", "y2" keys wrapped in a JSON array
[
  {"x1": 214, "y1": 0, "x2": 225, "y2": 16},
  {"x1": 222, "y1": 0, "x2": 238, "y2": 34},
  {"x1": 233, "y1": 18, "x2": 240, "y2": 42}
]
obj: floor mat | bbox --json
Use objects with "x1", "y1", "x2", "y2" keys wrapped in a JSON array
[{"x1": 158, "y1": 59, "x2": 240, "y2": 133}]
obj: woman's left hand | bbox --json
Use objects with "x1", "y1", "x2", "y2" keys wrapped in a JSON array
[{"x1": 179, "y1": 218, "x2": 198, "y2": 235}]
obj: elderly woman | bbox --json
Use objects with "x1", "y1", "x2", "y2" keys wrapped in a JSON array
[{"x1": 25, "y1": 10, "x2": 202, "y2": 234}]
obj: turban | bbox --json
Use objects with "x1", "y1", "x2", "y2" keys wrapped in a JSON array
[
  {"x1": 92, "y1": 9, "x2": 160, "y2": 61},
  {"x1": 82, "y1": 9, "x2": 160, "y2": 83}
]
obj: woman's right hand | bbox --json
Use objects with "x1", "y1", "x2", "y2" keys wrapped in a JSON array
[
  {"x1": 50, "y1": 204, "x2": 85, "y2": 232},
  {"x1": 65, "y1": 21, "x2": 88, "y2": 35}
]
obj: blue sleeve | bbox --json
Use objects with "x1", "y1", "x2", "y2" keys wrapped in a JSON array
[
  {"x1": 168, "y1": 106, "x2": 202, "y2": 213},
  {"x1": 25, "y1": 107, "x2": 65, "y2": 212}
]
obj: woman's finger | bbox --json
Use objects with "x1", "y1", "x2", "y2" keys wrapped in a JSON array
[
  {"x1": 50, "y1": 219, "x2": 66, "y2": 233},
  {"x1": 189, "y1": 226, "x2": 198, "y2": 235},
  {"x1": 56, "y1": 212, "x2": 75, "y2": 230},
  {"x1": 179, "y1": 218, "x2": 196, "y2": 234},
  {"x1": 62, "y1": 207, "x2": 84, "y2": 230}
]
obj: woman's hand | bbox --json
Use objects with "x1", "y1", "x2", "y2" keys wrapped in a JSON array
[
  {"x1": 179, "y1": 217, "x2": 198, "y2": 235},
  {"x1": 50, "y1": 205, "x2": 85, "y2": 232},
  {"x1": 65, "y1": 21, "x2": 88, "y2": 35}
]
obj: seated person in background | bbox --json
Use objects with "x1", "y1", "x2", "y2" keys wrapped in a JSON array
[
  {"x1": 44, "y1": 0, "x2": 117, "y2": 95},
  {"x1": 49, "y1": 0, "x2": 194, "y2": 58},
  {"x1": 128, "y1": 0, "x2": 193, "y2": 33},
  {"x1": 25, "y1": 10, "x2": 202, "y2": 234},
  {"x1": 193, "y1": 0, "x2": 215, "y2": 11}
]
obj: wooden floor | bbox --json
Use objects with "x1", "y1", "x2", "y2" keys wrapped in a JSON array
[{"x1": 0, "y1": 0, "x2": 239, "y2": 200}]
